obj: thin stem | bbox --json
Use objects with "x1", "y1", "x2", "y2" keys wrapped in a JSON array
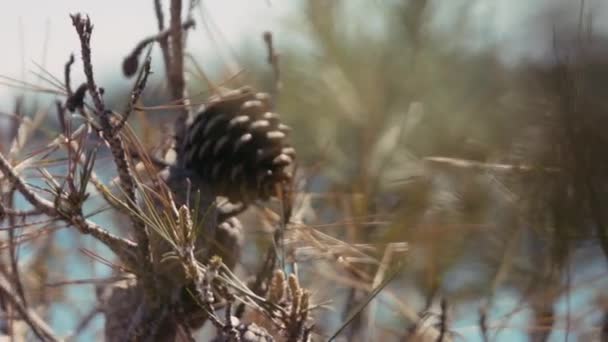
[
  {"x1": 0, "y1": 151, "x2": 138, "y2": 267},
  {"x1": 70, "y1": 13, "x2": 154, "y2": 289},
  {"x1": 169, "y1": 0, "x2": 192, "y2": 163},
  {"x1": 0, "y1": 273, "x2": 59, "y2": 341}
]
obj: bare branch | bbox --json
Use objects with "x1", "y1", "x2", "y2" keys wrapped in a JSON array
[
  {"x1": 154, "y1": 0, "x2": 172, "y2": 79},
  {"x1": 69, "y1": 305, "x2": 101, "y2": 339},
  {"x1": 263, "y1": 31, "x2": 282, "y2": 98},
  {"x1": 0, "y1": 274, "x2": 59, "y2": 341},
  {"x1": 70, "y1": 13, "x2": 153, "y2": 289},
  {"x1": 115, "y1": 56, "x2": 153, "y2": 132},
  {"x1": 69, "y1": 14, "x2": 104, "y2": 113},
  {"x1": 0, "y1": 151, "x2": 138, "y2": 266},
  {"x1": 0, "y1": 206, "x2": 41, "y2": 218},
  {"x1": 122, "y1": 19, "x2": 195, "y2": 78},
  {"x1": 63, "y1": 53, "x2": 75, "y2": 96},
  {"x1": 169, "y1": 0, "x2": 191, "y2": 160},
  {"x1": 4, "y1": 186, "x2": 28, "y2": 311},
  {"x1": 169, "y1": 0, "x2": 185, "y2": 102}
]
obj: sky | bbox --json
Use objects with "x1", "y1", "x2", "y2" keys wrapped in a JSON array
[
  {"x1": 1, "y1": 0, "x2": 607, "y2": 107},
  {"x1": 0, "y1": 0, "x2": 293, "y2": 106}
]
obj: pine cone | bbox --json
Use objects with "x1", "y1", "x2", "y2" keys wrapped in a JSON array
[{"x1": 182, "y1": 87, "x2": 295, "y2": 204}]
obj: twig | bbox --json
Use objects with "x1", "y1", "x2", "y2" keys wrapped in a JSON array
[
  {"x1": 169, "y1": 0, "x2": 192, "y2": 161},
  {"x1": 0, "y1": 207, "x2": 41, "y2": 218},
  {"x1": 6, "y1": 187, "x2": 27, "y2": 308},
  {"x1": 263, "y1": 31, "x2": 281, "y2": 98},
  {"x1": 115, "y1": 56, "x2": 153, "y2": 133},
  {"x1": 437, "y1": 298, "x2": 447, "y2": 342},
  {"x1": 0, "y1": 274, "x2": 59, "y2": 341},
  {"x1": 154, "y1": 0, "x2": 172, "y2": 80},
  {"x1": 66, "y1": 83, "x2": 88, "y2": 113},
  {"x1": 69, "y1": 14, "x2": 104, "y2": 113},
  {"x1": 184, "y1": 0, "x2": 199, "y2": 44},
  {"x1": 479, "y1": 307, "x2": 489, "y2": 342},
  {"x1": 29, "y1": 68, "x2": 65, "y2": 95},
  {"x1": 365, "y1": 243, "x2": 398, "y2": 340},
  {"x1": 424, "y1": 156, "x2": 561, "y2": 174},
  {"x1": 63, "y1": 53, "x2": 88, "y2": 114},
  {"x1": 169, "y1": 0, "x2": 186, "y2": 101},
  {"x1": 328, "y1": 260, "x2": 405, "y2": 341},
  {"x1": 68, "y1": 305, "x2": 100, "y2": 340},
  {"x1": 45, "y1": 276, "x2": 128, "y2": 288},
  {"x1": 58, "y1": 128, "x2": 131, "y2": 216},
  {"x1": 70, "y1": 13, "x2": 153, "y2": 291},
  {"x1": 63, "y1": 53, "x2": 75, "y2": 96},
  {"x1": 122, "y1": 19, "x2": 195, "y2": 77},
  {"x1": 236, "y1": 244, "x2": 277, "y2": 318},
  {"x1": 0, "y1": 76, "x2": 67, "y2": 97},
  {"x1": 0, "y1": 216, "x2": 58, "y2": 231},
  {"x1": 0, "y1": 151, "x2": 138, "y2": 267},
  {"x1": 8, "y1": 97, "x2": 24, "y2": 155},
  {"x1": 122, "y1": 20, "x2": 195, "y2": 78}
]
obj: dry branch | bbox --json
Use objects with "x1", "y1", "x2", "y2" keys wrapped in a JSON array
[
  {"x1": 0, "y1": 146, "x2": 137, "y2": 267},
  {"x1": 169, "y1": 0, "x2": 192, "y2": 161},
  {"x1": 0, "y1": 274, "x2": 59, "y2": 341},
  {"x1": 122, "y1": 19, "x2": 195, "y2": 78},
  {"x1": 70, "y1": 13, "x2": 155, "y2": 294}
]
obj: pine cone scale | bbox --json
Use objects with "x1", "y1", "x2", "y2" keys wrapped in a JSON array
[{"x1": 182, "y1": 87, "x2": 295, "y2": 204}]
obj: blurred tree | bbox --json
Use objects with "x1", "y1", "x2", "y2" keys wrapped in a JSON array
[{"x1": 228, "y1": 0, "x2": 608, "y2": 340}]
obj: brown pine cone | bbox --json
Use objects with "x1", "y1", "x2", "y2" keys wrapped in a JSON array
[{"x1": 181, "y1": 87, "x2": 295, "y2": 204}]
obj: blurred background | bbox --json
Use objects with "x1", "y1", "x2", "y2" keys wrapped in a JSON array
[{"x1": 2, "y1": 0, "x2": 608, "y2": 341}]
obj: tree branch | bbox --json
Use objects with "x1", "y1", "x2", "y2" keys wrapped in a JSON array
[
  {"x1": 115, "y1": 56, "x2": 153, "y2": 133},
  {"x1": 122, "y1": 19, "x2": 195, "y2": 78},
  {"x1": 154, "y1": 0, "x2": 172, "y2": 80},
  {"x1": 70, "y1": 13, "x2": 154, "y2": 291},
  {"x1": 0, "y1": 151, "x2": 138, "y2": 267},
  {"x1": 0, "y1": 272, "x2": 59, "y2": 341},
  {"x1": 169, "y1": 0, "x2": 192, "y2": 163}
]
